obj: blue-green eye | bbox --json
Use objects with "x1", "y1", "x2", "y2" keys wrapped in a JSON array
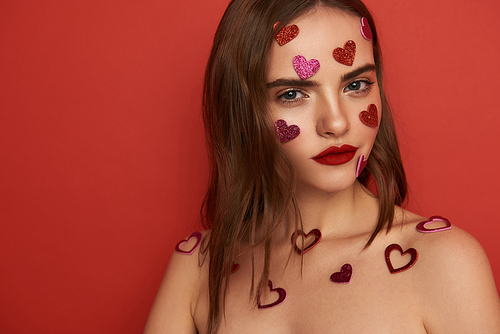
[
  {"x1": 282, "y1": 90, "x2": 303, "y2": 100},
  {"x1": 343, "y1": 79, "x2": 374, "y2": 94}
]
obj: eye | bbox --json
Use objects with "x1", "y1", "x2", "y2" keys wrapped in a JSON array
[
  {"x1": 278, "y1": 89, "x2": 307, "y2": 105},
  {"x1": 343, "y1": 79, "x2": 374, "y2": 95}
]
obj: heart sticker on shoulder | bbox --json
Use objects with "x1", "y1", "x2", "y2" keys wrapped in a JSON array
[
  {"x1": 416, "y1": 216, "x2": 452, "y2": 233},
  {"x1": 258, "y1": 280, "x2": 287, "y2": 309},
  {"x1": 385, "y1": 243, "x2": 418, "y2": 274},
  {"x1": 174, "y1": 231, "x2": 202, "y2": 255}
]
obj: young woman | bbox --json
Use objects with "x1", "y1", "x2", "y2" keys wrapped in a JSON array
[{"x1": 144, "y1": 0, "x2": 500, "y2": 333}]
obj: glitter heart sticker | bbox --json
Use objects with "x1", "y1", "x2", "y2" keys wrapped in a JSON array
[
  {"x1": 275, "y1": 24, "x2": 299, "y2": 46},
  {"x1": 230, "y1": 262, "x2": 240, "y2": 274},
  {"x1": 330, "y1": 263, "x2": 353, "y2": 284},
  {"x1": 359, "y1": 104, "x2": 378, "y2": 127},
  {"x1": 291, "y1": 229, "x2": 322, "y2": 255},
  {"x1": 356, "y1": 154, "x2": 367, "y2": 178},
  {"x1": 275, "y1": 119, "x2": 300, "y2": 143},
  {"x1": 385, "y1": 244, "x2": 418, "y2": 274},
  {"x1": 293, "y1": 55, "x2": 320, "y2": 80},
  {"x1": 416, "y1": 216, "x2": 452, "y2": 233},
  {"x1": 360, "y1": 17, "x2": 373, "y2": 41},
  {"x1": 258, "y1": 280, "x2": 287, "y2": 309},
  {"x1": 175, "y1": 231, "x2": 202, "y2": 255},
  {"x1": 333, "y1": 40, "x2": 356, "y2": 66}
]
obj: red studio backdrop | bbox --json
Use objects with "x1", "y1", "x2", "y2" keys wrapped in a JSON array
[{"x1": 0, "y1": 0, "x2": 499, "y2": 332}]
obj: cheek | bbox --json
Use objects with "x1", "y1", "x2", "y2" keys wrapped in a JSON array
[
  {"x1": 359, "y1": 104, "x2": 379, "y2": 128},
  {"x1": 275, "y1": 119, "x2": 301, "y2": 143}
]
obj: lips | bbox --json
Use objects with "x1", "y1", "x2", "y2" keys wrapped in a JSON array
[{"x1": 312, "y1": 145, "x2": 358, "y2": 165}]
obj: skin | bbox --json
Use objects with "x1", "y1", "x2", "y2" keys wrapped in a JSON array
[{"x1": 144, "y1": 7, "x2": 500, "y2": 334}]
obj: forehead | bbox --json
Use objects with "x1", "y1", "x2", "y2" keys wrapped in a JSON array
[{"x1": 266, "y1": 7, "x2": 374, "y2": 81}]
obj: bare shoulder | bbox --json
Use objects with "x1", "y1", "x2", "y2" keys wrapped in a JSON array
[
  {"x1": 394, "y1": 211, "x2": 500, "y2": 333},
  {"x1": 143, "y1": 230, "x2": 210, "y2": 334}
]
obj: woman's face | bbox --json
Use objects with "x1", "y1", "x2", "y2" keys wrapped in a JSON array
[{"x1": 266, "y1": 7, "x2": 380, "y2": 195}]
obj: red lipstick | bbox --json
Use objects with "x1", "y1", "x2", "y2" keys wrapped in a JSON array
[{"x1": 312, "y1": 145, "x2": 358, "y2": 165}]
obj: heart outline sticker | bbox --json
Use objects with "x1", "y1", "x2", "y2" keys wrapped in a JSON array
[
  {"x1": 258, "y1": 280, "x2": 287, "y2": 309},
  {"x1": 330, "y1": 263, "x2": 353, "y2": 284},
  {"x1": 416, "y1": 215, "x2": 452, "y2": 233},
  {"x1": 333, "y1": 40, "x2": 356, "y2": 66},
  {"x1": 385, "y1": 243, "x2": 418, "y2": 274},
  {"x1": 174, "y1": 231, "x2": 202, "y2": 255},
  {"x1": 275, "y1": 24, "x2": 300, "y2": 46},
  {"x1": 359, "y1": 104, "x2": 378, "y2": 127},
  {"x1": 291, "y1": 229, "x2": 322, "y2": 255},
  {"x1": 275, "y1": 119, "x2": 300, "y2": 143},
  {"x1": 293, "y1": 55, "x2": 320, "y2": 80}
]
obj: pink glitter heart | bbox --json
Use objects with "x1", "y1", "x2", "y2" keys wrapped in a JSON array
[
  {"x1": 174, "y1": 231, "x2": 202, "y2": 255},
  {"x1": 359, "y1": 104, "x2": 378, "y2": 127},
  {"x1": 356, "y1": 154, "x2": 367, "y2": 177},
  {"x1": 330, "y1": 263, "x2": 353, "y2": 284},
  {"x1": 293, "y1": 55, "x2": 320, "y2": 80},
  {"x1": 258, "y1": 280, "x2": 287, "y2": 309},
  {"x1": 275, "y1": 119, "x2": 300, "y2": 143},
  {"x1": 291, "y1": 229, "x2": 322, "y2": 255},
  {"x1": 416, "y1": 216, "x2": 452, "y2": 233},
  {"x1": 360, "y1": 17, "x2": 373, "y2": 41},
  {"x1": 385, "y1": 244, "x2": 418, "y2": 274}
]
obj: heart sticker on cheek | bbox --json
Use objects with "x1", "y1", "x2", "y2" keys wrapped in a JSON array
[
  {"x1": 291, "y1": 229, "x2": 322, "y2": 255},
  {"x1": 258, "y1": 280, "x2": 287, "y2": 309},
  {"x1": 330, "y1": 263, "x2": 353, "y2": 284},
  {"x1": 360, "y1": 17, "x2": 373, "y2": 41},
  {"x1": 385, "y1": 244, "x2": 418, "y2": 274},
  {"x1": 275, "y1": 119, "x2": 300, "y2": 143},
  {"x1": 356, "y1": 154, "x2": 368, "y2": 178},
  {"x1": 359, "y1": 104, "x2": 378, "y2": 127},
  {"x1": 416, "y1": 215, "x2": 452, "y2": 233},
  {"x1": 293, "y1": 55, "x2": 320, "y2": 80},
  {"x1": 174, "y1": 231, "x2": 202, "y2": 255},
  {"x1": 333, "y1": 40, "x2": 356, "y2": 66},
  {"x1": 275, "y1": 24, "x2": 299, "y2": 46}
]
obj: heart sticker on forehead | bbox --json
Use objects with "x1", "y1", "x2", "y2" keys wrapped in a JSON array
[
  {"x1": 275, "y1": 24, "x2": 300, "y2": 46},
  {"x1": 359, "y1": 104, "x2": 378, "y2": 127},
  {"x1": 293, "y1": 55, "x2": 320, "y2": 80},
  {"x1": 275, "y1": 119, "x2": 300, "y2": 143},
  {"x1": 360, "y1": 17, "x2": 373, "y2": 41},
  {"x1": 333, "y1": 40, "x2": 356, "y2": 66}
]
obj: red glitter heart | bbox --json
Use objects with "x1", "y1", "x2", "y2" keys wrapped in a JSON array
[
  {"x1": 416, "y1": 215, "x2": 452, "y2": 233},
  {"x1": 385, "y1": 244, "x2": 418, "y2": 274},
  {"x1": 258, "y1": 280, "x2": 287, "y2": 309},
  {"x1": 360, "y1": 17, "x2": 373, "y2": 41},
  {"x1": 275, "y1": 119, "x2": 300, "y2": 143},
  {"x1": 330, "y1": 263, "x2": 353, "y2": 284},
  {"x1": 291, "y1": 229, "x2": 322, "y2": 255},
  {"x1": 175, "y1": 231, "x2": 202, "y2": 255},
  {"x1": 333, "y1": 40, "x2": 356, "y2": 66},
  {"x1": 275, "y1": 24, "x2": 299, "y2": 46},
  {"x1": 359, "y1": 104, "x2": 378, "y2": 127}
]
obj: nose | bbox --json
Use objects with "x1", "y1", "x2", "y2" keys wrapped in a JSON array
[{"x1": 315, "y1": 94, "x2": 350, "y2": 137}]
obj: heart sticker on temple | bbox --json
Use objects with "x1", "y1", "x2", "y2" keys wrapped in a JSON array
[
  {"x1": 174, "y1": 231, "x2": 202, "y2": 255},
  {"x1": 275, "y1": 119, "x2": 300, "y2": 143},
  {"x1": 330, "y1": 263, "x2": 353, "y2": 284},
  {"x1": 333, "y1": 40, "x2": 356, "y2": 66},
  {"x1": 293, "y1": 55, "x2": 320, "y2": 80},
  {"x1": 359, "y1": 104, "x2": 378, "y2": 127},
  {"x1": 291, "y1": 229, "x2": 322, "y2": 255},
  {"x1": 416, "y1": 216, "x2": 452, "y2": 233},
  {"x1": 258, "y1": 280, "x2": 287, "y2": 309},
  {"x1": 385, "y1": 244, "x2": 418, "y2": 274},
  {"x1": 275, "y1": 24, "x2": 299, "y2": 46},
  {"x1": 360, "y1": 17, "x2": 373, "y2": 41}
]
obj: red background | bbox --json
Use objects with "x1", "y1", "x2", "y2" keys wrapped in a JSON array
[{"x1": 1, "y1": 0, "x2": 499, "y2": 332}]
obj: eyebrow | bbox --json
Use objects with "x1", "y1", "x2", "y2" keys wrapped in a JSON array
[{"x1": 341, "y1": 63, "x2": 376, "y2": 83}]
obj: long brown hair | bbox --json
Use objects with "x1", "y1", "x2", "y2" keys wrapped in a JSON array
[{"x1": 200, "y1": 0, "x2": 407, "y2": 332}]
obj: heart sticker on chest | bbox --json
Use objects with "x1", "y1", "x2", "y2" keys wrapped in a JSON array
[
  {"x1": 291, "y1": 228, "x2": 322, "y2": 255},
  {"x1": 359, "y1": 104, "x2": 378, "y2": 127},
  {"x1": 258, "y1": 280, "x2": 287, "y2": 309},
  {"x1": 416, "y1": 215, "x2": 452, "y2": 233},
  {"x1": 174, "y1": 231, "x2": 202, "y2": 255},
  {"x1": 330, "y1": 263, "x2": 353, "y2": 284},
  {"x1": 293, "y1": 55, "x2": 320, "y2": 80},
  {"x1": 333, "y1": 40, "x2": 356, "y2": 66},
  {"x1": 275, "y1": 24, "x2": 299, "y2": 46},
  {"x1": 385, "y1": 243, "x2": 418, "y2": 274}
]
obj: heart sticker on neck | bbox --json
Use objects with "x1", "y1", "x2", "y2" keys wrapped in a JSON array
[
  {"x1": 275, "y1": 119, "x2": 300, "y2": 143},
  {"x1": 291, "y1": 229, "x2": 322, "y2": 255},
  {"x1": 360, "y1": 17, "x2": 373, "y2": 41},
  {"x1": 258, "y1": 280, "x2": 287, "y2": 309},
  {"x1": 416, "y1": 216, "x2": 452, "y2": 233},
  {"x1": 230, "y1": 262, "x2": 240, "y2": 274},
  {"x1": 293, "y1": 55, "x2": 320, "y2": 80},
  {"x1": 333, "y1": 40, "x2": 356, "y2": 66},
  {"x1": 356, "y1": 154, "x2": 368, "y2": 178},
  {"x1": 385, "y1": 244, "x2": 418, "y2": 274},
  {"x1": 175, "y1": 231, "x2": 202, "y2": 255},
  {"x1": 330, "y1": 263, "x2": 353, "y2": 284},
  {"x1": 359, "y1": 104, "x2": 378, "y2": 127},
  {"x1": 275, "y1": 24, "x2": 299, "y2": 46}
]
